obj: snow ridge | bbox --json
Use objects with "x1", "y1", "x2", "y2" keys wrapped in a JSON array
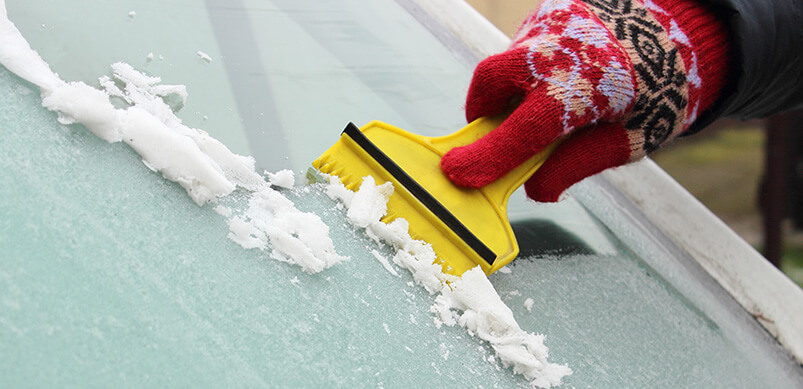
[{"x1": 324, "y1": 175, "x2": 572, "y2": 387}]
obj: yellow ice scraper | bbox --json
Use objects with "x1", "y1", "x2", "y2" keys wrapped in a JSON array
[{"x1": 313, "y1": 117, "x2": 558, "y2": 276}]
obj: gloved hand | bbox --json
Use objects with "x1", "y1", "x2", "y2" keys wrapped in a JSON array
[{"x1": 441, "y1": 0, "x2": 730, "y2": 202}]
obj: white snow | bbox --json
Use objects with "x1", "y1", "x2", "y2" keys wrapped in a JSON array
[
  {"x1": 214, "y1": 205, "x2": 232, "y2": 218},
  {"x1": 434, "y1": 268, "x2": 571, "y2": 386},
  {"x1": 226, "y1": 186, "x2": 346, "y2": 274},
  {"x1": 0, "y1": 3, "x2": 63, "y2": 92},
  {"x1": 497, "y1": 266, "x2": 512, "y2": 274},
  {"x1": 266, "y1": 169, "x2": 295, "y2": 189},
  {"x1": 372, "y1": 249, "x2": 400, "y2": 277},
  {"x1": 524, "y1": 298, "x2": 535, "y2": 312},
  {"x1": 323, "y1": 175, "x2": 571, "y2": 387},
  {"x1": 346, "y1": 176, "x2": 394, "y2": 229},
  {"x1": 197, "y1": 50, "x2": 212, "y2": 63}
]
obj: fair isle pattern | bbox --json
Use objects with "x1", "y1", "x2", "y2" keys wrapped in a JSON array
[
  {"x1": 513, "y1": 0, "x2": 705, "y2": 158},
  {"x1": 642, "y1": 0, "x2": 702, "y2": 127},
  {"x1": 582, "y1": 0, "x2": 694, "y2": 157},
  {"x1": 510, "y1": 0, "x2": 638, "y2": 135}
]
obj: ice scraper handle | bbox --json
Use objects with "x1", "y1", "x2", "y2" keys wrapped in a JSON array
[
  {"x1": 430, "y1": 116, "x2": 560, "y2": 208},
  {"x1": 314, "y1": 118, "x2": 552, "y2": 276}
]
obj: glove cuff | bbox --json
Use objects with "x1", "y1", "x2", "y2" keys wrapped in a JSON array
[{"x1": 648, "y1": 0, "x2": 731, "y2": 132}]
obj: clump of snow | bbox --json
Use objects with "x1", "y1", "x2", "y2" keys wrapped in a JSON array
[
  {"x1": 0, "y1": 2, "x2": 343, "y2": 274},
  {"x1": 226, "y1": 186, "x2": 346, "y2": 274},
  {"x1": 322, "y1": 175, "x2": 571, "y2": 387},
  {"x1": 41, "y1": 81, "x2": 122, "y2": 141},
  {"x1": 266, "y1": 169, "x2": 295, "y2": 189},
  {"x1": 197, "y1": 50, "x2": 212, "y2": 63},
  {"x1": 346, "y1": 176, "x2": 393, "y2": 229},
  {"x1": 102, "y1": 62, "x2": 188, "y2": 119},
  {"x1": 524, "y1": 298, "x2": 535, "y2": 312},
  {"x1": 214, "y1": 205, "x2": 233, "y2": 218}
]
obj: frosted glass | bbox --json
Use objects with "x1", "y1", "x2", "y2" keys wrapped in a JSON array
[
  {"x1": 3, "y1": 65, "x2": 801, "y2": 387},
  {"x1": 491, "y1": 255, "x2": 799, "y2": 388},
  {"x1": 6, "y1": 0, "x2": 470, "y2": 172},
  {"x1": 0, "y1": 68, "x2": 526, "y2": 387},
  {"x1": 6, "y1": 0, "x2": 251, "y2": 157},
  {"x1": 2, "y1": 0, "x2": 802, "y2": 387}
]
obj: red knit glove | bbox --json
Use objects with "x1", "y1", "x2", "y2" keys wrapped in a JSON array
[{"x1": 441, "y1": 0, "x2": 730, "y2": 202}]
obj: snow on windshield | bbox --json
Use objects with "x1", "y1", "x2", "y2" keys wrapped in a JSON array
[{"x1": 0, "y1": 2, "x2": 570, "y2": 385}]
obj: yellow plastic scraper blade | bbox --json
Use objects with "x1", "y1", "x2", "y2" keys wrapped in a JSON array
[{"x1": 313, "y1": 117, "x2": 558, "y2": 276}]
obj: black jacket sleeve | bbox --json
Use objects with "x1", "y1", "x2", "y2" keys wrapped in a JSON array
[{"x1": 688, "y1": 0, "x2": 803, "y2": 133}]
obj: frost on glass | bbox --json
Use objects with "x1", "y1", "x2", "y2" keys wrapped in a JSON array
[
  {"x1": 5, "y1": 0, "x2": 471, "y2": 172},
  {"x1": 1, "y1": 0, "x2": 569, "y2": 379},
  {"x1": 0, "y1": 68, "x2": 539, "y2": 387},
  {"x1": 3, "y1": 64, "x2": 799, "y2": 386},
  {"x1": 3, "y1": 0, "x2": 803, "y2": 387}
]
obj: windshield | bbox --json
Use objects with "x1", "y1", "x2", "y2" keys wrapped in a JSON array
[{"x1": 2, "y1": 0, "x2": 801, "y2": 387}]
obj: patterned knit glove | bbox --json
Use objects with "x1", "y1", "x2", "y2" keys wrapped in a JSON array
[{"x1": 441, "y1": 0, "x2": 730, "y2": 202}]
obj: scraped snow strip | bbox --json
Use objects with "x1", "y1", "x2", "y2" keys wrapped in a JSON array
[
  {"x1": 323, "y1": 175, "x2": 571, "y2": 387},
  {"x1": 0, "y1": 2, "x2": 344, "y2": 273}
]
